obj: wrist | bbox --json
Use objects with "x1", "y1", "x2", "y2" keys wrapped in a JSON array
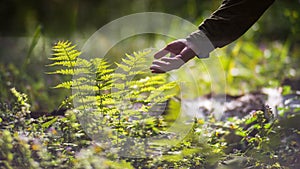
[{"x1": 186, "y1": 30, "x2": 215, "y2": 58}]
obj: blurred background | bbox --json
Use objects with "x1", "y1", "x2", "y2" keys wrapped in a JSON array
[{"x1": 0, "y1": 0, "x2": 299, "y2": 112}]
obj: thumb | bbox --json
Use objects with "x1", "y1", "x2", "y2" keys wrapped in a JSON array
[{"x1": 178, "y1": 47, "x2": 196, "y2": 62}]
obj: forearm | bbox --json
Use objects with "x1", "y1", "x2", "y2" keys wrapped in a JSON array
[
  {"x1": 200, "y1": 0, "x2": 275, "y2": 48},
  {"x1": 187, "y1": 0, "x2": 275, "y2": 57}
]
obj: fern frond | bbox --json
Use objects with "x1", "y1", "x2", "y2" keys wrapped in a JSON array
[
  {"x1": 115, "y1": 63, "x2": 131, "y2": 72},
  {"x1": 157, "y1": 81, "x2": 177, "y2": 91},
  {"x1": 53, "y1": 81, "x2": 73, "y2": 89},
  {"x1": 47, "y1": 61, "x2": 76, "y2": 67},
  {"x1": 50, "y1": 41, "x2": 81, "y2": 61},
  {"x1": 139, "y1": 86, "x2": 156, "y2": 93},
  {"x1": 125, "y1": 53, "x2": 135, "y2": 61},
  {"x1": 128, "y1": 71, "x2": 146, "y2": 76},
  {"x1": 121, "y1": 57, "x2": 135, "y2": 66},
  {"x1": 47, "y1": 68, "x2": 90, "y2": 75},
  {"x1": 75, "y1": 58, "x2": 92, "y2": 67},
  {"x1": 76, "y1": 84, "x2": 99, "y2": 92}
]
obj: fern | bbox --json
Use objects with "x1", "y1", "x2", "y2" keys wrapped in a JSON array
[
  {"x1": 50, "y1": 41, "x2": 80, "y2": 61},
  {"x1": 110, "y1": 50, "x2": 178, "y2": 155},
  {"x1": 48, "y1": 41, "x2": 177, "y2": 156},
  {"x1": 113, "y1": 51, "x2": 176, "y2": 105}
]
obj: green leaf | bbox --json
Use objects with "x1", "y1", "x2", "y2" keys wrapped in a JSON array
[
  {"x1": 23, "y1": 25, "x2": 42, "y2": 69},
  {"x1": 42, "y1": 117, "x2": 58, "y2": 129},
  {"x1": 53, "y1": 81, "x2": 73, "y2": 89},
  {"x1": 235, "y1": 130, "x2": 247, "y2": 137}
]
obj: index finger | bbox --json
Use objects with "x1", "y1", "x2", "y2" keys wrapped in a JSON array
[{"x1": 154, "y1": 48, "x2": 169, "y2": 59}]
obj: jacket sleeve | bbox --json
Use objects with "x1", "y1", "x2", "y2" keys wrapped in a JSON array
[
  {"x1": 186, "y1": 0, "x2": 275, "y2": 58},
  {"x1": 199, "y1": 0, "x2": 275, "y2": 48}
]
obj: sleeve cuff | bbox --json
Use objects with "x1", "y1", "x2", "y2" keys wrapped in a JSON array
[{"x1": 186, "y1": 30, "x2": 215, "y2": 58}]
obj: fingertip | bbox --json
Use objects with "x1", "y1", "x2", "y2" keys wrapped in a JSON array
[
  {"x1": 151, "y1": 69, "x2": 164, "y2": 74},
  {"x1": 150, "y1": 65, "x2": 165, "y2": 74}
]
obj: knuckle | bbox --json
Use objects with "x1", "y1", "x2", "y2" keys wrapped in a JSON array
[{"x1": 166, "y1": 44, "x2": 172, "y2": 49}]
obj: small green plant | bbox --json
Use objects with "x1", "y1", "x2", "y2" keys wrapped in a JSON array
[
  {"x1": 48, "y1": 41, "x2": 177, "y2": 157},
  {"x1": 10, "y1": 87, "x2": 31, "y2": 115}
]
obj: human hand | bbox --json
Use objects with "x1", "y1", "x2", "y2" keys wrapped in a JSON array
[{"x1": 150, "y1": 39, "x2": 196, "y2": 73}]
